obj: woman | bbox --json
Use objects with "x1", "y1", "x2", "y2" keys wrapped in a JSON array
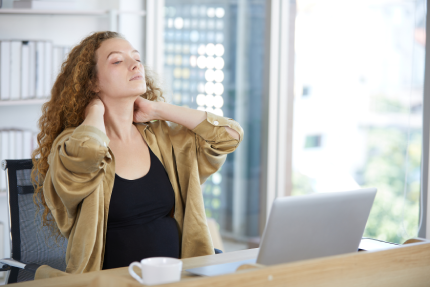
[{"x1": 31, "y1": 31, "x2": 243, "y2": 278}]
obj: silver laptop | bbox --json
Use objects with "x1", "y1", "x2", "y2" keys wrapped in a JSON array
[{"x1": 186, "y1": 188, "x2": 377, "y2": 276}]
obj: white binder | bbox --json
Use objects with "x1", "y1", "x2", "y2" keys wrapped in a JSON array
[
  {"x1": 10, "y1": 41, "x2": 22, "y2": 100},
  {"x1": 35, "y1": 41, "x2": 45, "y2": 98},
  {"x1": 0, "y1": 41, "x2": 11, "y2": 101},
  {"x1": 21, "y1": 41, "x2": 30, "y2": 99}
]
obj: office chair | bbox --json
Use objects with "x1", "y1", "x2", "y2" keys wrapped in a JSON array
[
  {"x1": 0, "y1": 159, "x2": 67, "y2": 284},
  {"x1": 0, "y1": 159, "x2": 222, "y2": 284}
]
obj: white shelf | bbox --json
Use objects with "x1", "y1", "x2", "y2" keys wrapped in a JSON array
[
  {"x1": 117, "y1": 10, "x2": 146, "y2": 16},
  {"x1": 0, "y1": 99, "x2": 48, "y2": 106},
  {"x1": 0, "y1": 8, "x2": 109, "y2": 16},
  {"x1": 0, "y1": 9, "x2": 146, "y2": 16}
]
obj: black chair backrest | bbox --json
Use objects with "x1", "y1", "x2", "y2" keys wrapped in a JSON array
[{"x1": 2, "y1": 159, "x2": 67, "y2": 284}]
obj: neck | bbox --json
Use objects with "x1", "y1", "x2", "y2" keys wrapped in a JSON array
[{"x1": 102, "y1": 95, "x2": 137, "y2": 143}]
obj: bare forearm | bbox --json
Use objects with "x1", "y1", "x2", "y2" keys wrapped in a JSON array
[
  {"x1": 153, "y1": 102, "x2": 206, "y2": 130},
  {"x1": 152, "y1": 102, "x2": 240, "y2": 140},
  {"x1": 81, "y1": 106, "x2": 106, "y2": 135}
]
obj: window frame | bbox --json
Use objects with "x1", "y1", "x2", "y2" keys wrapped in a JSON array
[
  {"x1": 143, "y1": 0, "x2": 165, "y2": 76},
  {"x1": 418, "y1": 0, "x2": 430, "y2": 240},
  {"x1": 259, "y1": 0, "x2": 296, "y2": 235}
]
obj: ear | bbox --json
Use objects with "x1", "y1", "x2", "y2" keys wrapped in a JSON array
[{"x1": 90, "y1": 79, "x2": 100, "y2": 94}]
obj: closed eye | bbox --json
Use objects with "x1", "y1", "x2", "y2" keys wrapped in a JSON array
[{"x1": 113, "y1": 61, "x2": 122, "y2": 64}]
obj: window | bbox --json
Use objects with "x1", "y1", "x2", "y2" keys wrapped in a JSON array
[
  {"x1": 163, "y1": 0, "x2": 266, "y2": 239},
  {"x1": 292, "y1": 0, "x2": 426, "y2": 243}
]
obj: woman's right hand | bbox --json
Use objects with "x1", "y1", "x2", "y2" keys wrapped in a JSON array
[
  {"x1": 82, "y1": 97, "x2": 107, "y2": 135},
  {"x1": 85, "y1": 97, "x2": 105, "y2": 118}
]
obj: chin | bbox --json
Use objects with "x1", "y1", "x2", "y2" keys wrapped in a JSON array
[
  {"x1": 139, "y1": 87, "x2": 147, "y2": 95},
  {"x1": 126, "y1": 87, "x2": 146, "y2": 96},
  {"x1": 130, "y1": 85, "x2": 147, "y2": 95}
]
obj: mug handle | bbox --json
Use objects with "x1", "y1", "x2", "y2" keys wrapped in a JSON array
[{"x1": 129, "y1": 262, "x2": 144, "y2": 284}]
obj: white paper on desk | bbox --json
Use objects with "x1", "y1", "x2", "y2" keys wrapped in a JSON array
[
  {"x1": 185, "y1": 258, "x2": 257, "y2": 277},
  {"x1": 0, "y1": 41, "x2": 11, "y2": 100}
]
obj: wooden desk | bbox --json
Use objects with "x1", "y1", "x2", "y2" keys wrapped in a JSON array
[{"x1": 11, "y1": 242, "x2": 430, "y2": 287}]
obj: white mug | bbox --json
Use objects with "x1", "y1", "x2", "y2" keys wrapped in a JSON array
[{"x1": 129, "y1": 257, "x2": 183, "y2": 285}]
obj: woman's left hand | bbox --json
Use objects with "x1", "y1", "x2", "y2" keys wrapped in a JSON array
[{"x1": 133, "y1": 96, "x2": 157, "y2": 123}]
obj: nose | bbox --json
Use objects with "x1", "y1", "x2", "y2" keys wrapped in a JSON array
[{"x1": 131, "y1": 60, "x2": 140, "y2": 71}]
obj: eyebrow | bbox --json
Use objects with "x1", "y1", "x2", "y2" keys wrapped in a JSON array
[{"x1": 106, "y1": 50, "x2": 139, "y2": 59}]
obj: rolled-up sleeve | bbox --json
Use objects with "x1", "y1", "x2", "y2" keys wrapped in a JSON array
[
  {"x1": 191, "y1": 112, "x2": 244, "y2": 183},
  {"x1": 43, "y1": 125, "x2": 112, "y2": 237},
  {"x1": 59, "y1": 125, "x2": 111, "y2": 174}
]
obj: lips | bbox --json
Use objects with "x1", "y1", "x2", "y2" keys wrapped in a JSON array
[{"x1": 130, "y1": 74, "x2": 144, "y2": 81}]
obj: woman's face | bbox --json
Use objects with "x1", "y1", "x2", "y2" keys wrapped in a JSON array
[{"x1": 94, "y1": 38, "x2": 146, "y2": 98}]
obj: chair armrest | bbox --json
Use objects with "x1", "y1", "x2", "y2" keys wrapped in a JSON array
[
  {"x1": 0, "y1": 258, "x2": 26, "y2": 269},
  {"x1": 0, "y1": 264, "x2": 11, "y2": 272},
  {"x1": 0, "y1": 258, "x2": 41, "y2": 274}
]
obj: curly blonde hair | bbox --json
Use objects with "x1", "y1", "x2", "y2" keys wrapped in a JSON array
[{"x1": 31, "y1": 31, "x2": 164, "y2": 239}]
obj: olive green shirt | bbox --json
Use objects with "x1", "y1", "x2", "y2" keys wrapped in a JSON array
[{"x1": 35, "y1": 112, "x2": 243, "y2": 279}]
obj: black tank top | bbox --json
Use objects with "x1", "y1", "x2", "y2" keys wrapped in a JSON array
[{"x1": 102, "y1": 146, "x2": 180, "y2": 270}]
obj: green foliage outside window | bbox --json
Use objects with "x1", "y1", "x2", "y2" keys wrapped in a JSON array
[
  {"x1": 292, "y1": 128, "x2": 421, "y2": 244},
  {"x1": 360, "y1": 128, "x2": 421, "y2": 243}
]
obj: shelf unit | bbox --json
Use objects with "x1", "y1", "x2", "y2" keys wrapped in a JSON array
[
  {"x1": 0, "y1": 5, "x2": 147, "y2": 170},
  {"x1": 0, "y1": 99, "x2": 48, "y2": 106},
  {"x1": 0, "y1": 8, "x2": 110, "y2": 15},
  {"x1": 0, "y1": 8, "x2": 116, "y2": 111},
  {"x1": 0, "y1": 0, "x2": 148, "y2": 265},
  {"x1": 0, "y1": 8, "x2": 146, "y2": 15},
  {"x1": 0, "y1": 8, "x2": 146, "y2": 32},
  {"x1": 0, "y1": 4, "x2": 147, "y2": 149},
  {"x1": 0, "y1": 6, "x2": 147, "y2": 106}
]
